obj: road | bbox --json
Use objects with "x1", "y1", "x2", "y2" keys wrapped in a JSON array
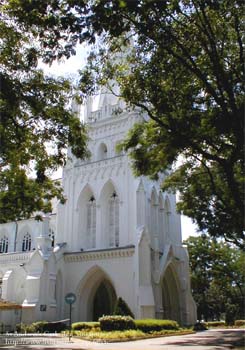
[{"x1": 0, "y1": 328, "x2": 244, "y2": 349}]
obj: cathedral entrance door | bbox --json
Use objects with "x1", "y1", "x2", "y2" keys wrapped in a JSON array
[
  {"x1": 161, "y1": 265, "x2": 181, "y2": 324},
  {"x1": 92, "y1": 280, "x2": 116, "y2": 321}
]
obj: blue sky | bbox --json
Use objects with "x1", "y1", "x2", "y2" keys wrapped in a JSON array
[{"x1": 40, "y1": 47, "x2": 198, "y2": 240}]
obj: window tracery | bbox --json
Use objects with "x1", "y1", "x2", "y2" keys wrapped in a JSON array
[
  {"x1": 22, "y1": 233, "x2": 31, "y2": 251},
  {"x1": 0, "y1": 236, "x2": 8, "y2": 253},
  {"x1": 109, "y1": 191, "x2": 119, "y2": 247},
  {"x1": 49, "y1": 229, "x2": 55, "y2": 248},
  {"x1": 87, "y1": 195, "x2": 96, "y2": 249}
]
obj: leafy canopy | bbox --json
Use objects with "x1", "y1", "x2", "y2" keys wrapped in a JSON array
[
  {"x1": 0, "y1": 0, "x2": 89, "y2": 222},
  {"x1": 1, "y1": 0, "x2": 244, "y2": 250},
  {"x1": 185, "y1": 234, "x2": 245, "y2": 322},
  {"x1": 78, "y1": 0, "x2": 244, "y2": 249}
]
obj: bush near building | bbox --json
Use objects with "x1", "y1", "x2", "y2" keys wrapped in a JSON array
[
  {"x1": 99, "y1": 315, "x2": 136, "y2": 331},
  {"x1": 234, "y1": 320, "x2": 245, "y2": 327},
  {"x1": 113, "y1": 297, "x2": 135, "y2": 318},
  {"x1": 98, "y1": 316, "x2": 180, "y2": 333},
  {"x1": 16, "y1": 320, "x2": 67, "y2": 333},
  {"x1": 205, "y1": 321, "x2": 225, "y2": 328},
  {"x1": 72, "y1": 322, "x2": 100, "y2": 331},
  {"x1": 135, "y1": 319, "x2": 179, "y2": 333}
]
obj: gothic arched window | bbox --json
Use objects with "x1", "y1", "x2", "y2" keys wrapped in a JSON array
[
  {"x1": 0, "y1": 276, "x2": 2, "y2": 298},
  {"x1": 158, "y1": 194, "x2": 165, "y2": 249},
  {"x1": 150, "y1": 190, "x2": 158, "y2": 237},
  {"x1": 87, "y1": 196, "x2": 96, "y2": 249},
  {"x1": 109, "y1": 191, "x2": 119, "y2": 247},
  {"x1": 0, "y1": 236, "x2": 8, "y2": 253},
  {"x1": 164, "y1": 198, "x2": 171, "y2": 242},
  {"x1": 22, "y1": 233, "x2": 31, "y2": 252},
  {"x1": 49, "y1": 229, "x2": 55, "y2": 248},
  {"x1": 97, "y1": 143, "x2": 108, "y2": 160}
]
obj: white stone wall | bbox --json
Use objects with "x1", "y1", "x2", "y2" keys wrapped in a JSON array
[{"x1": 0, "y1": 91, "x2": 196, "y2": 328}]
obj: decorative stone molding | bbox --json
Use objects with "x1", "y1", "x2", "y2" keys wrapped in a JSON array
[
  {"x1": 89, "y1": 114, "x2": 129, "y2": 136},
  {"x1": 64, "y1": 245, "x2": 135, "y2": 263},
  {"x1": 0, "y1": 251, "x2": 33, "y2": 265}
]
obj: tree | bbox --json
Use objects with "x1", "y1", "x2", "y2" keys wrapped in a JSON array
[
  {"x1": 185, "y1": 234, "x2": 245, "y2": 322},
  {"x1": 1, "y1": 1, "x2": 244, "y2": 248},
  {"x1": 113, "y1": 297, "x2": 135, "y2": 318},
  {"x1": 79, "y1": 0, "x2": 244, "y2": 248},
  {"x1": 0, "y1": 0, "x2": 89, "y2": 222}
]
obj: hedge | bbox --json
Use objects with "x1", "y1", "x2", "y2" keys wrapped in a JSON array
[
  {"x1": 99, "y1": 315, "x2": 136, "y2": 331},
  {"x1": 234, "y1": 320, "x2": 245, "y2": 327},
  {"x1": 16, "y1": 320, "x2": 67, "y2": 333},
  {"x1": 205, "y1": 321, "x2": 226, "y2": 328},
  {"x1": 193, "y1": 322, "x2": 208, "y2": 331},
  {"x1": 72, "y1": 322, "x2": 100, "y2": 331},
  {"x1": 135, "y1": 319, "x2": 179, "y2": 333}
]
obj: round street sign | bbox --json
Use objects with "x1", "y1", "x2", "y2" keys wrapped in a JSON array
[{"x1": 65, "y1": 292, "x2": 76, "y2": 305}]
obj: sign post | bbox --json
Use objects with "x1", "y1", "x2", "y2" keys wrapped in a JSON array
[{"x1": 65, "y1": 292, "x2": 76, "y2": 341}]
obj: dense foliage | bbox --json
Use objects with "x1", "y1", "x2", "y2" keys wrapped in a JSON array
[
  {"x1": 72, "y1": 321, "x2": 100, "y2": 331},
  {"x1": 99, "y1": 315, "x2": 136, "y2": 331},
  {"x1": 234, "y1": 320, "x2": 245, "y2": 327},
  {"x1": 80, "y1": 0, "x2": 244, "y2": 248},
  {"x1": 185, "y1": 234, "x2": 245, "y2": 323},
  {"x1": 16, "y1": 320, "x2": 67, "y2": 333},
  {"x1": 1, "y1": 0, "x2": 244, "y2": 248},
  {"x1": 205, "y1": 321, "x2": 225, "y2": 328},
  {"x1": 113, "y1": 297, "x2": 135, "y2": 318},
  {"x1": 135, "y1": 319, "x2": 179, "y2": 332},
  {"x1": 0, "y1": 0, "x2": 89, "y2": 222}
]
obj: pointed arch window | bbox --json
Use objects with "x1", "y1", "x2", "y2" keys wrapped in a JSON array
[
  {"x1": 158, "y1": 194, "x2": 165, "y2": 249},
  {"x1": 109, "y1": 191, "x2": 119, "y2": 247},
  {"x1": 49, "y1": 229, "x2": 55, "y2": 248},
  {"x1": 98, "y1": 143, "x2": 108, "y2": 161},
  {"x1": 22, "y1": 233, "x2": 31, "y2": 252},
  {"x1": 164, "y1": 199, "x2": 171, "y2": 241},
  {"x1": 0, "y1": 236, "x2": 8, "y2": 253},
  {"x1": 150, "y1": 191, "x2": 158, "y2": 236},
  {"x1": 87, "y1": 196, "x2": 96, "y2": 249}
]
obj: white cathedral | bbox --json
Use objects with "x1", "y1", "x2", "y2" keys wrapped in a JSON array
[{"x1": 0, "y1": 90, "x2": 196, "y2": 329}]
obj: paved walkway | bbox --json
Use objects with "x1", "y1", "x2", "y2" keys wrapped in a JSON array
[{"x1": 0, "y1": 329, "x2": 244, "y2": 349}]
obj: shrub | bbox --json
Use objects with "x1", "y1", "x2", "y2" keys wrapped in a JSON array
[
  {"x1": 225, "y1": 302, "x2": 238, "y2": 325},
  {"x1": 16, "y1": 320, "x2": 67, "y2": 333},
  {"x1": 43, "y1": 320, "x2": 67, "y2": 333},
  {"x1": 32, "y1": 321, "x2": 49, "y2": 333},
  {"x1": 113, "y1": 297, "x2": 134, "y2": 318},
  {"x1": 72, "y1": 322, "x2": 100, "y2": 331},
  {"x1": 99, "y1": 315, "x2": 136, "y2": 331},
  {"x1": 135, "y1": 319, "x2": 179, "y2": 333},
  {"x1": 234, "y1": 320, "x2": 245, "y2": 327},
  {"x1": 205, "y1": 321, "x2": 225, "y2": 328},
  {"x1": 193, "y1": 322, "x2": 207, "y2": 331},
  {"x1": 16, "y1": 323, "x2": 38, "y2": 333}
]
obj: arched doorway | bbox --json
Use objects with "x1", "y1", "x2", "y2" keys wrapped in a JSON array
[
  {"x1": 92, "y1": 280, "x2": 116, "y2": 321},
  {"x1": 76, "y1": 266, "x2": 117, "y2": 322},
  {"x1": 161, "y1": 264, "x2": 181, "y2": 324}
]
